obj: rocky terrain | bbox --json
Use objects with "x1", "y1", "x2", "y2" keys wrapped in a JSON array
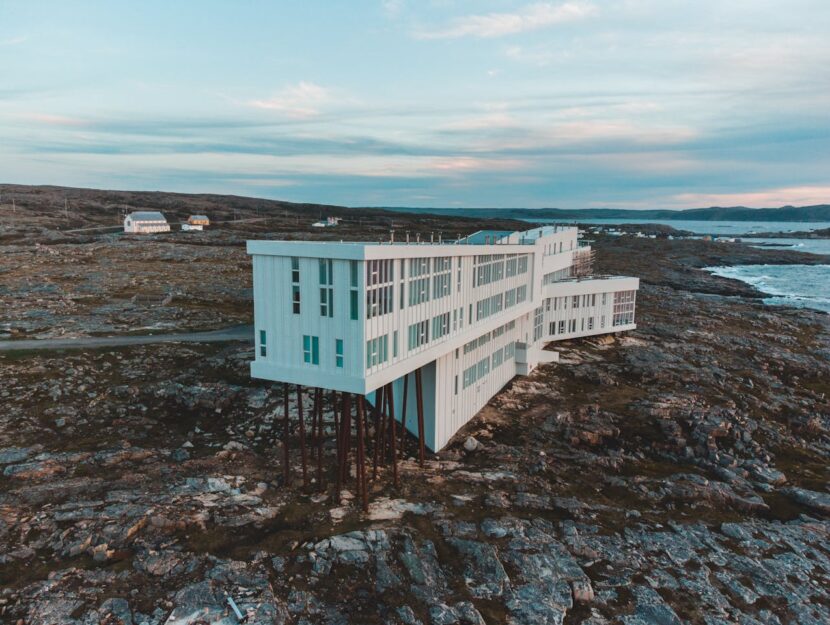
[{"x1": 0, "y1": 187, "x2": 828, "y2": 625}]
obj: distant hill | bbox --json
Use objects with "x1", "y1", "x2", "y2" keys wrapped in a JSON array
[{"x1": 377, "y1": 204, "x2": 830, "y2": 222}]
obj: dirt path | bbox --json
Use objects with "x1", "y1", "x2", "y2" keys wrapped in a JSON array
[{"x1": 0, "y1": 324, "x2": 253, "y2": 352}]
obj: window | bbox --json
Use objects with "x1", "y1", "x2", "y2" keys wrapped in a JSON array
[
  {"x1": 477, "y1": 357, "x2": 490, "y2": 379},
  {"x1": 350, "y1": 290, "x2": 359, "y2": 320},
  {"x1": 319, "y1": 258, "x2": 333, "y2": 285},
  {"x1": 492, "y1": 347, "x2": 504, "y2": 368},
  {"x1": 432, "y1": 273, "x2": 451, "y2": 299},
  {"x1": 259, "y1": 330, "x2": 267, "y2": 357},
  {"x1": 320, "y1": 287, "x2": 334, "y2": 317},
  {"x1": 454, "y1": 375, "x2": 458, "y2": 395},
  {"x1": 559, "y1": 320, "x2": 566, "y2": 334},
  {"x1": 613, "y1": 290, "x2": 636, "y2": 326},
  {"x1": 588, "y1": 317, "x2": 594, "y2": 331},
  {"x1": 409, "y1": 257, "x2": 429, "y2": 277},
  {"x1": 319, "y1": 259, "x2": 334, "y2": 317},
  {"x1": 506, "y1": 257, "x2": 518, "y2": 277},
  {"x1": 433, "y1": 256, "x2": 451, "y2": 272},
  {"x1": 367, "y1": 284, "x2": 393, "y2": 318},
  {"x1": 517, "y1": 255, "x2": 529, "y2": 274},
  {"x1": 504, "y1": 341, "x2": 516, "y2": 360},
  {"x1": 303, "y1": 335, "x2": 319, "y2": 365},
  {"x1": 533, "y1": 306, "x2": 544, "y2": 341},
  {"x1": 572, "y1": 295, "x2": 580, "y2": 309},
  {"x1": 409, "y1": 277, "x2": 430, "y2": 306},
  {"x1": 408, "y1": 320, "x2": 430, "y2": 349},
  {"x1": 516, "y1": 285, "x2": 527, "y2": 304},
  {"x1": 505, "y1": 288, "x2": 517, "y2": 308},
  {"x1": 291, "y1": 257, "x2": 301, "y2": 314},
  {"x1": 432, "y1": 312, "x2": 450, "y2": 340},
  {"x1": 350, "y1": 261, "x2": 359, "y2": 320},
  {"x1": 393, "y1": 331, "x2": 399, "y2": 357},
  {"x1": 335, "y1": 339, "x2": 344, "y2": 368},
  {"x1": 366, "y1": 335, "x2": 389, "y2": 368},
  {"x1": 463, "y1": 364, "x2": 477, "y2": 388},
  {"x1": 602, "y1": 293, "x2": 607, "y2": 306},
  {"x1": 367, "y1": 259, "x2": 394, "y2": 286},
  {"x1": 292, "y1": 285, "x2": 301, "y2": 315}
]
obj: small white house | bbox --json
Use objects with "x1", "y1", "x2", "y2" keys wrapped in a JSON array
[
  {"x1": 181, "y1": 223, "x2": 203, "y2": 232},
  {"x1": 312, "y1": 216, "x2": 341, "y2": 228},
  {"x1": 124, "y1": 211, "x2": 170, "y2": 234}
]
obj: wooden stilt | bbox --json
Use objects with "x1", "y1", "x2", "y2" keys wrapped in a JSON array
[
  {"x1": 399, "y1": 373, "x2": 409, "y2": 458},
  {"x1": 387, "y1": 383, "x2": 399, "y2": 488},
  {"x1": 380, "y1": 386, "x2": 390, "y2": 465},
  {"x1": 336, "y1": 393, "x2": 346, "y2": 498},
  {"x1": 310, "y1": 389, "x2": 319, "y2": 461},
  {"x1": 340, "y1": 393, "x2": 352, "y2": 486},
  {"x1": 357, "y1": 396, "x2": 368, "y2": 512},
  {"x1": 316, "y1": 388, "x2": 323, "y2": 489},
  {"x1": 371, "y1": 386, "x2": 384, "y2": 479},
  {"x1": 297, "y1": 385, "x2": 308, "y2": 487},
  {"x1": 282, "y1": 383, "x2": 290, "y2": 484},
  {"x1": 330, "y1": 390, "x2": 338, "y2": 493},
  {"x1": 415, "y1": 369, "x2": 426, "y2": 467}
]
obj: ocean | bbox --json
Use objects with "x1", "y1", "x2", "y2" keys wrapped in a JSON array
[
  {"x1": 742, "y1": 238, "x2": 830, "y2": 255},
  {"x1": 537, "y1": 218, "x2": 830, "y2": 236},
  {"x1": 707, "y1": 264, "x2": 830, "y2": 313}
]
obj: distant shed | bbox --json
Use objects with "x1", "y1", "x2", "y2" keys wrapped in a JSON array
[
  {"x1": 188, "y1": 214, "x2": 210, "y2": 226},
  {"x1": 124, "y1": 211, "x2": 170, "y2": 234}
]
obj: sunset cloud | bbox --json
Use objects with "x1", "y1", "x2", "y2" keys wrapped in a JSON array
[
  {"x1": 416, "y1": 2, "x2": 596, "y2": 39},
  {"x1": 248, "y1": 82, "x2": 332, "y2": 118},
  {"x1": 671, "y1": 186, "x2": 830, "y2": 208}
]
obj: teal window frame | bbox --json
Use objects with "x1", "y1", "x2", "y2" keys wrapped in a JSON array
[
  {"x1": 335, "y1": 339, "x2": 344, "y2": 368},
  {"x1": 303, "y1": 335, "x2": 320, "y2": 365}
]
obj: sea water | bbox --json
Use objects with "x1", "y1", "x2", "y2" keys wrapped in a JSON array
[
  {"x1": 540, "y1": 218, "x2": 830, "y2": 236},
  {"x1": 707, "y1": 265, "x2": 830, "y2": 313},
  {"x1": 742, "y1": 238, "x2": 830, "y2": 255}
]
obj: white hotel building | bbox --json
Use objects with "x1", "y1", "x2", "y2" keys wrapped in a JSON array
[{"x1": 248, "y1": 226, "x2": 638, "y2": 451}]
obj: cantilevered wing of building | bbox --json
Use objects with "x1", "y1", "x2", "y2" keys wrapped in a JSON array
[{"x1": 248, "y1": 226, "x2": 638, "y2": 452}]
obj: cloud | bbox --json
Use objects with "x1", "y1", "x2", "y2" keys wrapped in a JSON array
[
  {"x1": 381, "y1": 0, "x2": 404, "y2": 17},
  {"x1": 0, "y1": 35, "x2": 27, "y2": 46},
  {"x1": 23, "y1": 113, "x2": 88, "y2": 127},
  {"x1": 416, "y1": 2, "x2": 597, "y2": 40},
  {"x1": 248, "y1": 82, "x2": 332, "y2": 118},
  {"x1": 671, "y1": 186, "x2": 830, "y2": 208}
]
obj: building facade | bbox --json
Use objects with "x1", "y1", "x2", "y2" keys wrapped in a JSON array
[
  {"x1": 123, "y1": 211, "x2": 170, "y2": 234},
  {"x1": 249, "y1": 226, "x2": 638, "y2": 451}
]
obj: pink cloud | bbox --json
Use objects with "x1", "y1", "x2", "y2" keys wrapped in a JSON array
[
  {"x1": 24, "y1": 113, "x2": 88, "y2": 127},
  {"x1": 416, "y1": 2, "x2": 597, "y2": 40},
  {"x1": 248, "y1": 82, "x2": 331, "y2": 118},
  {"x1": 671, "y1": 186, "x2": 830, "y2": 208}
]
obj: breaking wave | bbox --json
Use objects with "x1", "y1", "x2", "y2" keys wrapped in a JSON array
[{"x1": 706, "y1": 264, "x2": 830, "y2": 313}]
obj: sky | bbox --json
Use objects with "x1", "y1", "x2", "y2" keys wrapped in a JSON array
[{"x1": 1, "y1": 1, "x2": 829, "y2": 209}]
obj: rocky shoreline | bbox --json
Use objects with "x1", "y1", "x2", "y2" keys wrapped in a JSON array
[{"x1": 1, "y1": 205, "x2": 828, "y2": 624}]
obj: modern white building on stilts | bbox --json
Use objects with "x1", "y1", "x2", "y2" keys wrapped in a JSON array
[{"x1": 248, "y1": 226, "x2": 638, "y2": 452}]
